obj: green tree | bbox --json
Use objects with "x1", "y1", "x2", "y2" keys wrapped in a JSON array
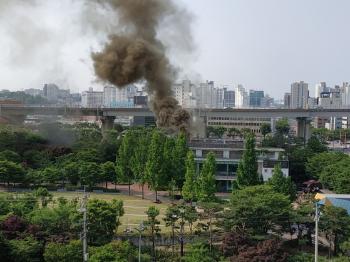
[
  {"x1": 275, "y1": 118, "x2": 290, "y2": 135},
  {"x1": 63, "y1": 161, "x2": 80, "y2": 185},
  {"x1": 164, "y1": 205, "x2": 180, "y2": 255},
  {"x1": 260, "y1": 123, "x2": 272, "y2": 138},
  {"x1": 79, "y1": 162, "x2": 101, "y2": 189},
  {"x1": 198, "y1": 152, "x2": 217, "y2": 202},
  {"x1": 89, "y1": 241, "x2": 139, "y2": 262},
  {"x1": 130, "y1": 129, "x2": 150, "y2": 199},
  {"x1": 145, "y1": 206, "x2": 161, "y2": 261},
  {"x1": 116, "y1": 130, "x2": 136, "y2": 195},
  {"x1": 172, "y1": 132, "x2": 188, "y2": 189},
  {"x1": 306, "y1": 135, "x2": 328, "y2": 154},
  {"x1": 268, "y1": 163, "x2": 296, "y2": 200},
  {"x1": 182, "y1": 151, "x2": 197, "y2": 203},
  {"x1": 100, "y1": 161, "x2": 116, "y2": 188},
  {"x1": 44, "y1": 240, "x2": 82, "y2": 262},
  {"x1": 163, "y1": 136, "x2": 176, "y2": 191},
  {"x1": 145, "y1": 130, "x2": 166, "y2": 202},
  {"x1": 0, "y1": 160, "x2": 25, "y2": 186},
  {"x1": 197, "y1": 202, "x2": 223, "y2": 252},
  {"x1": 320, "y1": 205, "x2": 350, "y2": 256},
  {"x1": 227, "y1": 128, "x2": 241, "y2": 139},
  {"x1": 236, "y1": 133, "x2": 260, "y2": 187},
  {"x1": 183, "y1": 242, "x2": 218, "y2": 262},
  {"x1": 87, "y1": 199, "x2": 124, "y2": 245},
  {"x1": 34, "y1": 187, "x2": 53, "y2": 207},
  {"x1": 0, "y1": 150, "x2": 21, "y2": 163},
  {"x1": 225, "y1": 185, "x2": 291, "y2": 234},
  {"x1": 9, "y1": 236, "x2": 42, "y2": 262},
  {"x1": 320, "y1": 158, "x2": 350, "y2": 193},
  {"x1": 306, "y1": 152, "x2": 347, "y2": 179}
]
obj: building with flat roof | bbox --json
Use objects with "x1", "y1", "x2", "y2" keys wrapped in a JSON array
[{"x1": 188, "y1": 138, "x2": 288, "y2": 192}]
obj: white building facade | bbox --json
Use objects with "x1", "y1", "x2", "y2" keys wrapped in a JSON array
[
  {"x1": 291, "y1": 81, "x2": 309, "y2": 109},
  {"x1": 235, "y1": 85, "x2": 249, "y2": 108},
  {"x1": 82, "y1": 88, "x2": 103, "y2": 108}
]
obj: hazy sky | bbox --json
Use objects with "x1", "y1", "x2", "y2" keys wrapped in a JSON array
[{"x1": 1, "y1": 0, "x2": 350, "y2": 98}]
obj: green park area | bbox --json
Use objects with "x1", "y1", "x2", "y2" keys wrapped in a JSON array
[{"x1": 52, "y1": 192, "x2": 169, "y2": 233}]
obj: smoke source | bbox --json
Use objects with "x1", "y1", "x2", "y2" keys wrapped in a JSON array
[{"x1": 91, "y1": 0, "x2": 191, "y2": 132}]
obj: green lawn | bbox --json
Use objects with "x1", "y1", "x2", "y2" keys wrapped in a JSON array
[{"x1": 52, "y1": 192, "x2": 169, "y2": 233}]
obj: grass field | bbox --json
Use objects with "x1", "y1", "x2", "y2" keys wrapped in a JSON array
[{"x1": 52, "y1": 192, "x2": 169, "y2": 233}]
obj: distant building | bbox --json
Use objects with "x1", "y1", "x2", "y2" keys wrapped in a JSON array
[
  {"x1": 81, "y1": 87, "x2": 103, "y2": 108},
  {"x1": 291, "y1": 81, "x2": 309, "y2": 109},
  {"x1": 223, "y1": 88, "x2": 235, "y2": 108},
  {"x1": 206, "y1": 115, "x2": 271, "y2": 136},
  {"x1": 188, "y1": 138, "x2": 288, "y2": 192},
  {"x1": 196, "y1": 81, "x2": 217, "y2": 108},
  {"x1": 318, "y1": 91, "x2": 342, "y2": 109},
  {"x1": 43, "y1": 83, "x2": 60, "y2": 101},
  {"x1": 315, "y1": 82, "x2": 328, "y2": 99},
  {"x1": 235, "y1": 85, "x2": 249, "y2": 108},
  {"x1": 174, "y1": 80, "x2": 197, "y2": 108},
  {"x1": 284, "y1": 93, "x2": 291, "y2": 108},
  {"x1": 341, "y1": 82, "x2": 350, "y2": 106},
  {"x1": 260, "y1": 95, "x2": 274, "y2": 108},
  {"x1": 249, "y1": 90, "x2": 264, "y2": 107},
  {"x1": 103, "y1": 85, "x2": 136, "y2": 108},
  {"x1": 24, "y1": 88, "x2": 43, "y2": 97}
]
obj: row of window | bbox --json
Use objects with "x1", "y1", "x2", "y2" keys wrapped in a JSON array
[{"x1": 209, "y1": 116, "x2": 270, "y2": 121}]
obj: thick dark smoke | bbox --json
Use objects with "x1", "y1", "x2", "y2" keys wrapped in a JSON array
[{"x1": 91, "y1": 0, "x2": 191, "y2": 132}]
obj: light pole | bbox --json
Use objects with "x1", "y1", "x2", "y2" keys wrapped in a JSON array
[
  {"x1": 315, "y1": 201, "x2": 320, "y2": 262},
  {"x1": 135, "y1": 221, "x2": 145, "y2": 262}
]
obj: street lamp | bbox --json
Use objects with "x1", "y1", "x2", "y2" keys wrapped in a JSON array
[{"x1": 135, "y1": 221, "x2": 145, "y2": 262}]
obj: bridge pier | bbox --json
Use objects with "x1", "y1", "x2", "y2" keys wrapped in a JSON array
[
  {"x1": 296, "y1": 117, "x2": 311, "y2": 145},
  {"x1": 100, "y1": 116, "x2": 115, "y2": 133}
]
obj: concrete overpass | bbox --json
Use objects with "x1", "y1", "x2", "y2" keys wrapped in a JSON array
[
  {"x1": 2, "y1": 105, "x2": 350, "y2": 118},
  {"x1": 2, "y1": 105, "x2": 350, "y2": 140}
]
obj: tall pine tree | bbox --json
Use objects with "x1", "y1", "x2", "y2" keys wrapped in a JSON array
[
  {"x1": 145, "y1": 129, "x2": 166, "y2": 202},
  {"x1": 116, "y1": 130, "x2": 136, "y2": 195},
  {"x1": 198, "y1": 152, "x2": 217, "y2": 202},
  {"x1": 237, "y1": 133, "x2": 260, "y2": 187},
  {"x1": 173, "y1": 132, "x2": 188, "y2": 189},
  {"x1": 182, "y1": 150, "x2": 197, "y2": 203},
  {"x1": 131, "y1": 128, "x2": 150, "y2": 199}
]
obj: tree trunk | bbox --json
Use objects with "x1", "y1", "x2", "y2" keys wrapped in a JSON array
[
  {"x1": 155, "y1": 190, "x2": 158, "y2": 202},
  {"x1": 172, "y1": 225, "x2": 175, "y2": 255},
  {"x1": 333, "y1": 233, "x2": 338, "y2": 257},
  {"x1": 128, "y1": 178, "x2": 131, "y2": 196},
  {"x1": 141, "y1": 184, "x2": 144, "y2": 199},
  {"x1": 209, "y1": 217, "x2": 212, "y2": 252},
  {"x1": 105, "y1": 181, "x2": 108, "y2": 189}
]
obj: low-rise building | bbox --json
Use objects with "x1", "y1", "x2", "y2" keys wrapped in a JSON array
[
  {"x1": 81, "y1": 87, "x2": 103, "y2": 108},
  {"x1": 206, "y1": 116, "x2": 271, "y2": 136},
  {"x1": 188, "y1": 138, "x2": 288, "y2": 192}
]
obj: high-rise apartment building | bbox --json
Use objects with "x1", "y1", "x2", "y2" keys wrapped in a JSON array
[
  {"x1": 284, "y1": 93, "x2": 291, "y2": 108},
  {"x1": 341, "y1": 82, "x2": 350, "y2": 106},
  {"x1": 315, "y1": 82, "x2": 328, "y2": 99},
  {"x1": 235, "y1": 85, "x2": 249, "y2": 108},
  {"x1": 196, "y1": 81, "x2": 217, "y2": 108},
  {"x1": 291, "y1": 81, "x2": 308, "y2": 109},
  {"x1": 223, "y1": 88, "x2": 235, "y2": 108},
  {"x1": 174, "y1": 80, "x2": 197, "y2": 108}
]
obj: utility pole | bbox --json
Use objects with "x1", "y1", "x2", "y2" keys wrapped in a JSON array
[
  {"x1": 314, "y1": 201, "x2": 320, "y2": 262},
  {"x1": 135, "y1": 222, "x2": 145, "y2": 262},
  {"x1": 80, "y1": 186, "x2": 89, "y2": 262}
]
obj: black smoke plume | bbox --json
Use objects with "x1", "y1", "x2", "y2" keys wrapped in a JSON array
[{"x1": 91, "y1": 0, "x2": 191, "y2": 132}]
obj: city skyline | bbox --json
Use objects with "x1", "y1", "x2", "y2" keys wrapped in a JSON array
[{"x1": 1, "y1": 0, "x2": 350, "y2": 99}]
